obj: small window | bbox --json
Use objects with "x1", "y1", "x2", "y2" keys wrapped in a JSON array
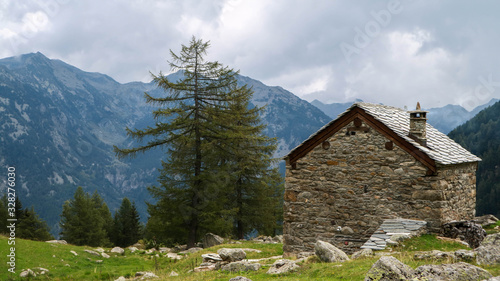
[
  {"x1": 322, "y1": 141, "x2": 331, "y2": 150},
  {"x1": 385, "y1": 141, "x2": 394, "y2": 150}
]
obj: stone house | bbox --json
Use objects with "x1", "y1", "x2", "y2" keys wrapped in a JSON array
[{"x1": 283, "y1": 102, "x2": 481, "y2": 256}]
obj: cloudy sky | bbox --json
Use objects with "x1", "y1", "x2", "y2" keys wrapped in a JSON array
[{"x1": 1, "y1": 0, "x2": 499, "y2": 110}]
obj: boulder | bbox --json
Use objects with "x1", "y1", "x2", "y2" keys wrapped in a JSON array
[
  {"x1": 314, "y1": 240, "x2": 349, "y2": 262},
  {"x1": 202, "y1": 253, "x2": 222, "y2": 263},
  {"x1": 194, "y1": 264, "x2": 216, "y2": 272},
  {"x1": 203, "y1": 233, "x2": 224, "y2": 248},
  {"x1": 217, "y1": 248, "x2": 246, "y2": 262},
  {"x1": 101, "y1": 252, "x2": 110, "y2": 259},
  {"x1": 179, "y1": 247, "x2": 203, "y2": 254},
  {"x1": 267, "y1": 259, "x2": 299, "y2": 275},
  {"x1": 159, "y1": 247, "x2": 171, "y2": 253},
  {"x1": 474, "y1": 214, "x2": 499, "y2": 227},
  {"x1": 111, "y1": 247, "x2": 125, "y2": 254},
  {"x1": 166, "y1": 253, "x2": 183, "y2": 260},
  {"x1": 442, "y1": 221, "x2": 486, "y2": 248},
  {"x1": 352, "y1": 248, "x2": 374, "y2": 259},
  {"x1": 476, "y1": 233, "x2": 500, "y2": 265},
  {"x1": 128, "y1": 246, "x2": 139, "y2": 253},
  {"x1": 229, "y1": 277, "x2": 253, "y2": 281},
  {"x1": 221, "y1": 261, "x2": 261, "y2": 272},
  {"x1": 454, "y1": 249, "x2": 476, "y2": 262},
  {"x1": 415, "y1": 262, "x2": 492, "y2": 280},
  {"x1": 364, "y1": 256, "x2": 415, "y2": 281}
]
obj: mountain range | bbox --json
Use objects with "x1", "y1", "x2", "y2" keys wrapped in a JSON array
[
  {"x1": 0, "y1": 52, "x2": 495, "y2": 235},
  {"x1": 0, "y1": 52, "x2": 330, "y2": 234}
]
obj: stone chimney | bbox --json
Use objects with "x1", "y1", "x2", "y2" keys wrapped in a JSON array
[{"x1": 408, "y1": 102, "x2": 428, "y2": 145}]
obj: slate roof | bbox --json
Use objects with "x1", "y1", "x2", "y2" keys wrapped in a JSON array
[{"x1": 287, "y1": 102, "x2": 481, "y2": 165}]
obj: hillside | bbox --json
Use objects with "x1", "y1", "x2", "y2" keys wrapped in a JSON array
[
  {"x1": 448, "y1": 100, "x2": 500, "y2": 217},
  {"x1": 0, "y1": 53, "x2": 330, "y2": 235},
  {"x1": 1, "y1": 231, "x2": 499, "y2": 280}
]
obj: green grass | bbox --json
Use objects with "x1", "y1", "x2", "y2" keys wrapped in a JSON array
[{"x1": 1, "y1": 234, "x2": 499, "y2": 280}]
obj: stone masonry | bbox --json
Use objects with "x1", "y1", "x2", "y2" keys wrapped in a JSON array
[{"x1": 283, "y1": 103, "x2": 480, "y2": 256}]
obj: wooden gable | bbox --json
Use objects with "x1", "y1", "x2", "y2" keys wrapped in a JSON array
[{"x1": 286, "y1": 105, "x2": 437, "y2": 174}]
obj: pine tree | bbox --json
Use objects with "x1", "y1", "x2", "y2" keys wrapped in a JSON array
[
  {"x1": 60, "y1": 187, "x2": 110, "y2": 246},
  {"x1": 217, "y1": 85, "x2": 284, "y2": 239},
  {"x1": 17, "y1": 207, "x2": 54, "y2": 241},
  {"x1": 115, "y1": 37, "x2": 242, "y2": 247},
  {"x1": 111, "y1": 198, "x2": 142, "y2": 247}
]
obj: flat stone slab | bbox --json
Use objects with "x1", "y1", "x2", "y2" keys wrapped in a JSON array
[{"x1": 361, "y1": 219, "x2": 427, "y2": 251}]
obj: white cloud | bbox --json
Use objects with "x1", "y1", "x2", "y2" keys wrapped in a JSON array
[{"x1": 1, "y1": 0, "x2": 500, "y2": 110}]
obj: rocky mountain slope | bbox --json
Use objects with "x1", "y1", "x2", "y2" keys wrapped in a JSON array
[{"x1": 0, "y1": 52, "x2": 330, "y2": 234}]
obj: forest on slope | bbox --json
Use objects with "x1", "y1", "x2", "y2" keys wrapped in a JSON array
[{"x1": 448, "y1": 100, "x2": 500, "y2": 217}]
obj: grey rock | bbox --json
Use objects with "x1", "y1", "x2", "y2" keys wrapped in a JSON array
[
  {"x1": 70, "y1": 250, "x2": 78, "y2": 256},
  {"x1": 352, "y1": 248, "x2": 374, "y2": 259},
  {"x1": 454, "y1": 249, "x2": 476, "y2": 262},
  {"x1": 135, "y1": 271, "x2": 159, "y2": 279},
  {"x1": 168, "y1": 271, "x2": 179, "y2": 277},
  {"x1": 111, "y1": 247, "x2": 125, "y2": 254},
  {"x1": 474, "y1": 214, "x2": 499, "y2": 227},
  {"x1": 128, "y1": 246, "x2": 139, "y2": 253},
  {"x1": 158, "y1": 247, "x2": 171, "y2": 253},
  {"x1": 46, "y1": 240, "x2": 67, "y2": 244},
  {"x1": 415, "y1": 262, "x2": 492, "y2": 281},
  {"x1": 166, "y1": 253, "x2": 183, "y2": 260},
  {"x1": 314, "y1": 240, "x2": 349, "y2": 262},
  {"x1": 476, "y1": 233, "x2": 500, "y2": 265},
  {"x1": 483, "y1": 277, "x2": 500, "y2": 281},
  {"x1": 20, "y1": 269, "x2": 35, "y2": 278},
  {"x1": 267, "y1": 259, "x2": 299, "y2": 274},
  {"x1": 114, "y1": 277, "x2": 126, "y2": 281},
  {"x1": 217, "y1": 248, "x2": 246, "y2": 262},
  {"x1": 221, "y1": 261, "x2": 261, "y2": 272},
  {"x1": 414, "y1": 250, "x2": 454, "y2": 260},
  {"x1": 229, "y1": 276, "x2": 253, "y2": 281},
  {"x1": 84, "y1": 249, "x2": 100, "y2": 256},
  {"x1": 202, "y1": 253, "x2": 223, "y2": 262},
  {"x1": 203, "y1": 233, "x2": 224, "y2": 248},
  {"x1": 179, "y1": 247, "x2": 203, "y2": 254},
  {"x1": 364, "y1": 256, "x2": 415, "y2": 281},
  {"x1": 341, "y1": 226, "x2": 354, "y2": 234},
  {"x1": 101, "y1": 252, "x2": 110, "y2": 259},
  {"x1": 194, "y1": 264, "x2": 216, "y2": 272},
  {"x1": 95, "y1": 248, "x2": 105, "y2": 253},
  {"x1": 442, "y1": 221, "x2": 486, "y2": 248}
]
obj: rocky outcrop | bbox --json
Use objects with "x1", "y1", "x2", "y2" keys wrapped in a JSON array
[
  {"x1": 364, "y1": 256, "x2": 415, "y2": 281},
  {"x1": 267, "y1": 259, "x2": 299, "y2": 275},
  {"x1": 442, "y1": 221, "x2": 486, "y2": 248},
  {"x1": 314, "y1": 240, "x2": 349, "y2": 262},
  {"x1": 476, "y1": 233, "x2": 500, "y2": 265},
  {"x1": 203, "y1": 233, "x2": 224, "y2": 248},
  {"x1": 415, "y1": 262, "x2": 492, "y2": 280}
]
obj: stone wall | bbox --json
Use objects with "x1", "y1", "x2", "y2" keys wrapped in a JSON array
[{"x1": 283, "y1": 120, "x2": 477, "y2": 256}]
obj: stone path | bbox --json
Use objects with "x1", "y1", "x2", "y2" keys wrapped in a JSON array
[{"x1": 360, "y1": 219, "x2": 427, "y2": 250}]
